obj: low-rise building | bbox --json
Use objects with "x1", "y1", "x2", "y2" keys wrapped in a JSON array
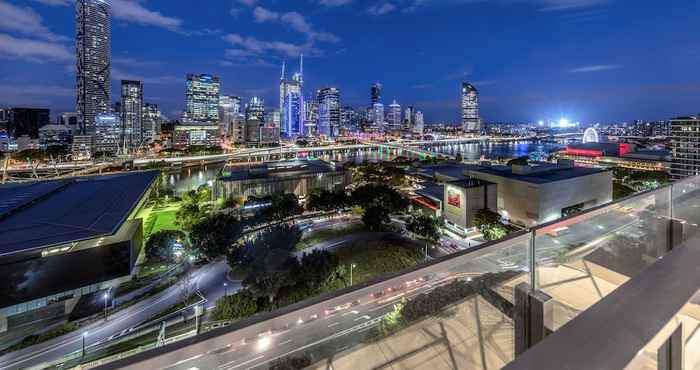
[
  {"x1": 442, "y1": 179, "x2": 497, "y2": 235},
  {"x1": 173, "y1": 122, "x2": 220, "y2": 149},
  {"x1": 0, "y1": 171, "x2": 158, "y2": 333},
  {"x1": 469, "y1": 161, "x2": 613, "y2": 227},
  {"x1": 215, "y1": 160, "x2": 351, "y2": 201}
]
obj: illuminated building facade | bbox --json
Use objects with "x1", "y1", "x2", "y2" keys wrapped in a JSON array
[
  {"x1": 371, "y1": 83, "x2": 382, "y2": 104},
  {"x1": 76, "y1": 0, "x2": 111, "y2": 135},
  {"x1": 94, "y1": 112, "x2": 121, "y2": 154},
  {"x1": 670, "y1": 116, "x2": 700, "y2": 179},
  {"x1": 317, "y1": 87, "x2": 340, "y2": 137},
  {"x1": 184, "y1": 74, "x2": 220, "y2": 123},
  {"x1": 245, "y1": 96, "x2": 265, "y2": 122},
  {"x1": 142, "y1": 103, "x2": 162, "y2": 142},
  {"x1": 120, "y1": 80, "x2": 143, "y2": 148},
  {"x1": 461, "y1": 82, "x2": 480, "y2": 132},
  {"x1": 387, "y1": 99, "x2": 402, "y2": 131}
]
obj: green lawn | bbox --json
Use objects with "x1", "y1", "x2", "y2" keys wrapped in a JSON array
[
  {"x1": 333, "y1": 238, "x2": 423, "y2": 286},
  {"x1": 296, "y1": 223, "x2": 366, "y2": 251},
  {"x1": 141, "y1": 202, "x2": 182, "y2": 240}
]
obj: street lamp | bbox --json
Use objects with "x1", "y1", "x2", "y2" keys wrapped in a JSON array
[
  {"x1": 350, "y1": 264, "x2": 357, "y2": 286},
  {"x1": 81, "y1": 332, "x2": 88, "y2": 358},
  {"x1": 223, "y1": 282, "x2": 228, "y2": 296},
  {"x1": 103, "y1": 293, "x2": 109, "y2": 321}
]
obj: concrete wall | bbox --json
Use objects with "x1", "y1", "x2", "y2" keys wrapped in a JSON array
[
  {"x1": 537, "y1": 171, "x2": 613, "y2": 224},
  {"x1": 471, "y1": 170, "x2": 613, "y2": 227}
]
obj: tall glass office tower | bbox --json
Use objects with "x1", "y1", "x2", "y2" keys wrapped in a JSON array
[
  {"x1": 76, "y1": 0, "x2": 111, "y2": 135},
  {"x1": 121, "y1": 80, "x2": 143, "y2": 148},
  {"x1": 462, "y1": 82, "x2": 481, "y2": 132},
  {"x1": 317, "y1": 87, "x2": 340, "y2": 137},
  {"x1": 184, "y1": 74, "x2": 220, "y2": 123}
]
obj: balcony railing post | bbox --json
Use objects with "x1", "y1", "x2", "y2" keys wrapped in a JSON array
[
  {"x1": 657, "y1": 323, "x2": 683, "y2": 370},
  {"x1": 514, "y1": 282, "x2": 552, "y2": 356},
  {"x1": 528, "y1": 230, "x2": 537, "y2": 289}
]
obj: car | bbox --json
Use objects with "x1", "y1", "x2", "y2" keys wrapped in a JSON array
[{"x1": 370, "y1": 290, "x2": 385, "y2": 299}]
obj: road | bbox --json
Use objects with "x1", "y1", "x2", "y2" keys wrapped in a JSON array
[
  {"x1": 0, "y1": 262, "x2": 235, "y2": 370},
  {"x1": 111, "y1": 203, "x2": 669, "y2": 370}
]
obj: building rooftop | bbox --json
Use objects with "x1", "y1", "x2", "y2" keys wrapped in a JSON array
[
  {"x1": 410, "y1": 163, "x2": 483, "y2": 181},
  {"x1": 415, "y1": 182, "x2": 444, "y2": 202},
  {"x1": 0, "y1": 171, "x2": 158, "y2": 256},
  {"x1": 471, "y1": 164, "x2": 608, "y2": 184},
  {"x1": 220, "y1": 160, "x2": 341, "y2": 182}
]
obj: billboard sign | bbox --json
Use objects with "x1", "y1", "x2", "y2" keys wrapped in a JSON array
[{"x1": 447, "y1": 188, "x2": 461, "y2": 208}]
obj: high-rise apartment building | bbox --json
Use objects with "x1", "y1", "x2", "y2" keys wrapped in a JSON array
[
  {"x1": 76, "y1": 0, "x2": 111, "y2": 135},
  {"x1": 371, "y1": 83, "x2": 382, "y2": 104},
  {"x1": 230, "y1": 113, "x2": 246, "y2": 144},
  {"x1": 184, "y1": 74, "x2": 220, "y2": 123},
  {"x1": 245, "y1": 96, "x2": 265, "y2": 122},
  {"x1": 317, "y1": 88, "x2": 340, "y2": 137},
  {"x1": 387, "y1": 99, "x2": 402, "y2": 131},
  {"x1": 670, "y1": 116, "x2": 700, "y2": 179},
  {"x1": 121, "y1": 80, "x2": 143, "y2": 147},
  {"x1": 462, "y1": 82, "x2": 480, "y2": 132}
]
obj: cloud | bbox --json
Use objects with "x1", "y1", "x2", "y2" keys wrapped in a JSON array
[
  {"x1": 368, "y1": 2, "x2": 396, "y2": 15},
  {"x1": 568, "y1": 64, "x2": 621, "y2": 73},
  {"x1": 223, "y1": 34, "x2": 308, "y2": 57},
  {"x1": 112, "y1": 68, "x2": 180, "y2": 84},
  {"x1": 0, "y1": 83, "x2": 73, "y2": 107},
  {"x1": 537, "y1": 0, "x2": 609, "y2": 11},
  {"x1": 0, "y1": 33, "x2": 72, "y2": 62},
  {"x1": 0, "y1": 1, "x2": 69, "y2": 42},
  {"x1": 111, "y1": 0, "x2": 183, "y2": 31},
  {"x1": 31, "y1": 0, "x2": 71, "y2": 5},
  {"x1": 30, "y1": 0, "x2": 185, "y2": 31},
  {"x1": 253, "y1": 6, "x2": 280, "y2": 22},
  {"x1": 319, "y1": 0, "x2": 352, "y2": 6}
]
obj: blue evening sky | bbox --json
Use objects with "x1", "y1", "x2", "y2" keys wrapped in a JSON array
[{"x1": 1, "y1": 0, "x2": 699, "y2": 123}]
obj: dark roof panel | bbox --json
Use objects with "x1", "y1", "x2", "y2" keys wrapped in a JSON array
[{"x1": 0, "y1": 171, "x2": 158, "y2": 256}]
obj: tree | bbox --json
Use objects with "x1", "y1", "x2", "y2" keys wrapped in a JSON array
[
  {"x1": 351, "y1": 183, "x2": 408, "y2": 213},
  {"x1": 362, "y1": 205, "x2": 391, "y2": 231},
  {"x1": 210, "y1": 290, "x2": 258, "y2": 321},
  {"x1": 189, "y1": 213, "x2": 242, "y2": 261},
  {"x1": 227, "y1": 225, "x2": 301, "y2": 277},
  {"x1": 473, "y1": 209, "x2": 509, "y2": 241},
  {"x1": 306, "y1": 188, "x2": 349, "y2": 212},
  {"x1": 145, "y1": 230, "x2": 187, "y2": 262},
  {"x1": 407, "y1": 215, "x2": 441, "y2": 244},
  {"x1": 262, "y1": 193, "x2": 303, "y2": 222},
  {"x1": 219, "y1": 194, "x2": 244, "y2": 210},
  {"x1": 298, "y1": 250, "x2": 341, "y2": 291},
  {"x1": 244, "y1": 256, "x2": 298, "y2": 302}
]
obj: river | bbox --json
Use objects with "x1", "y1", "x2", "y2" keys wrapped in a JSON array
[{"x1": 165, "y1": 140, "x2": 564, "y2": 194}]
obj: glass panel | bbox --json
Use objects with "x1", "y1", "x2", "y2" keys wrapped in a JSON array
[
  {"x1": 672, "y1": 177, "x2": 700, "y2": 240},
  {"x1": 534, "y1": 187, "x2": 671, "y2": 331},
  {"x1": 102, "y1": 233, "x2": 530, "y2": 370}
]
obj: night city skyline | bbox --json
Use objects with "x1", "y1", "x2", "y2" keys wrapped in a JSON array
[{"x1": 1, "y1": 0, "x2": 699, "y2": 123}]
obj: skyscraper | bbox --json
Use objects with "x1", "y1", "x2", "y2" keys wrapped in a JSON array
[
  {"x1": 76, "y1": 0, "x2": 111, "y2": 135},
  {"x1": 372, "y1": 103, "x2": 385, "y2": 130},
  {"x1": 219, "y1": 95, "x2": 240, "y2": 136},
  {"x1": 121, "y1": 80, "x2": 143, "y2": 148},
  {"x1": 142, "y1": 103, "x2": 162, "y2": 142},
  {"x1": 404, "y1": 106, "x2": 415, "y2": 131},
  {"x1": 245, "y1": 96, "x2": 265, "y2": 122},
  {"x1": 670, "y1": 116, "x2": 700, "y2": 179},
  {"x1": 462, "y1": 82, "x2": 481, "y2": 132},
  {"x1": 414, "y1": 111, "x2": 424, "y2": 134},
  {"x1": 371, "y1": 83, "x2": 382, "y2": 105},
  {"x1": 387, "y1": 99, "x2": 402, "y2": 131},
  {"x1": 184, "y1": 74, "x2": 220, "y2": 123},
  {"x1": 280, "y1": 57, "x2": 305, "y2": 136},
  {"x1": 317, "y1": 88, "x2": 340, "y2": 137}
]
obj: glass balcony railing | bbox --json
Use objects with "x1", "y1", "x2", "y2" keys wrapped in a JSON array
[{"x1": 92, "y1": 176, "x2": 700, "y2": 370}]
